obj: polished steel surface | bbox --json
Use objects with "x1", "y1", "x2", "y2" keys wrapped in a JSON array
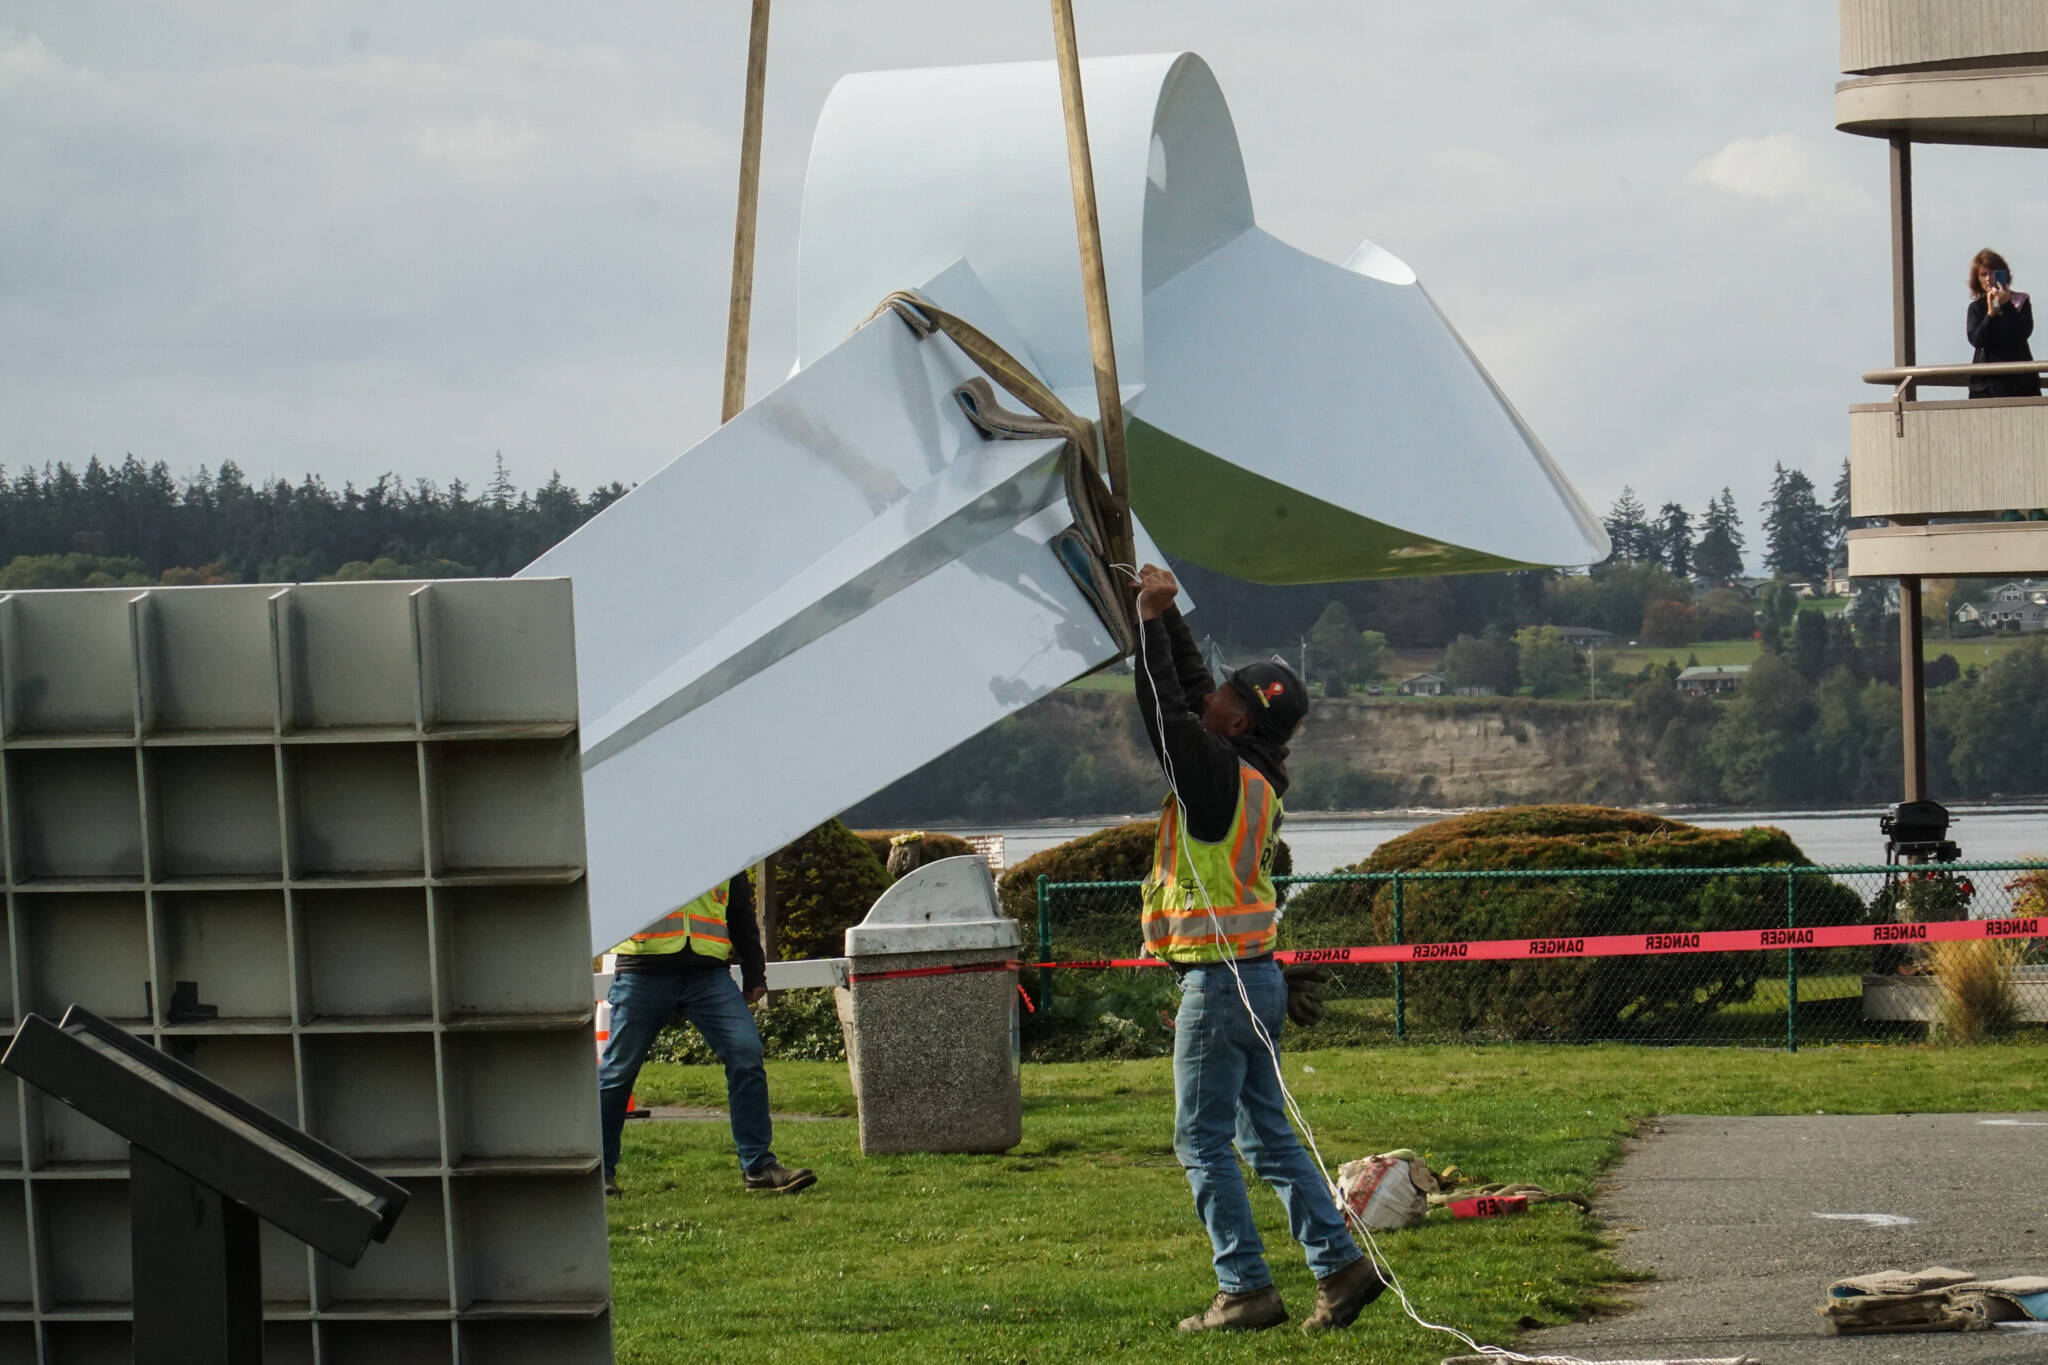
[
  {"x1": 524, "y1": 262, "x2": 1157, "y2": 951},
  {"x1": 534, "y1": 53, "x2": 1610, "y2": 949},
  {"x1": 797, "y1": 53, "x2": 1609, "y2": 582}
]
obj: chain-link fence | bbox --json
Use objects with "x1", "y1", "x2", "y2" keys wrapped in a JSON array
[{"x1": 1029, "y1": 864, "x2": 2048, "y2": 1052}]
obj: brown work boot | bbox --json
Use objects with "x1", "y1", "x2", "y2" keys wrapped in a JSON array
[
  {"x1": 1301, "y1": 1257, "x2": 1388, "y2": 1332},
  {"x1": 742, "y1": 1160, "x2": 816, "y2": 1194},
  {"x1": 1177, "y1": 1286, "x2": 1287, "y2": 1332}
]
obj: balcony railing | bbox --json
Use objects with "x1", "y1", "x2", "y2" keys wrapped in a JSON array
[
  {"x1": 1848, "y1": 363, "x2": 2048, "y2": 576},
  {"x1": 1852, "y1": 364, "x2": 2048, "y2": 518}
]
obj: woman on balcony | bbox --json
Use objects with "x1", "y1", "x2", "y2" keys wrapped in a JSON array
[{"x1": 1965, "y1": 249, "x2": 2042, "y2": 399}]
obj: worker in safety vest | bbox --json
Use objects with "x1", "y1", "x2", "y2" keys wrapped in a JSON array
[
  {"x1": 599, "y1": 872, "x2": 816, "y2": 1196},
  {"x1": 1132, "y1": 563, "x2": 1384, "y2": 1334}
]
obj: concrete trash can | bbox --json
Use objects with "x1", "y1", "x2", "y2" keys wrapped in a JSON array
[{"x1": 836, "y1": 856, "x2": 1022, "y2": 1155}]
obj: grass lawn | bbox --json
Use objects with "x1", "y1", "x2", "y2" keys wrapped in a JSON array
[
  {"x1": 1601, "y1": 638, "x2": 1761, "y2": 673},
  {"x1": 610, "y1": 1044, "x2": 2048, "y2": 1364},
  {"x1": 1582, "y1": 632, "x2": 2034, "y2": 680},
  {"x1": 1925, "y1": 634, "x2": 2038, "y2": 673}
]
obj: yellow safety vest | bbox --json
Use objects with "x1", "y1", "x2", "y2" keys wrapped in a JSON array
[
  {"x1": 613, "y1": 881, "x2": 733, "y2": 961},
  {"x1": 1140, "y1": 763, "x2": 1282, "y2": 963}
]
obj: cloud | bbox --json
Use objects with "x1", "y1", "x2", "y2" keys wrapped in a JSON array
[{"x1": 1686, "y1": 133, "x2": 1871, "y2": 213}]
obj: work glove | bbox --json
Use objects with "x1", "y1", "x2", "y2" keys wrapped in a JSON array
[{"x1": 1283, "y1": 963, "x2": 1329, "y2": 1027}]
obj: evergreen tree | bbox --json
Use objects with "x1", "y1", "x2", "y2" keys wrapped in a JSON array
[
  {"x1": 1790, "y1": 608, "x2": 1831, "y2": 682},
  {"x1": 1829, "y1": 457, "x2": 1853, "y2": 559},
  {"x1": 1655, "y1": 502, "x2": 1692, "y2": 577},
  {"x1": 1694, "y1": 487, "x2": 1746, "y2": 583},
  {"x1": 1602, "y1": 486, "x2": 1652, "y2": 562},
  {"x1": 1760, "y1": 463, "x2": 1829, "y2": 580}
]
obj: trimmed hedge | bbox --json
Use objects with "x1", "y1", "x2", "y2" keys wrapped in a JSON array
[
  {"x1": 769, "y1": 820, "x2": 894, "y2": 961},
  {"x1": 1288, "y1": 804, "x2": 1866, "y2": 1041}
]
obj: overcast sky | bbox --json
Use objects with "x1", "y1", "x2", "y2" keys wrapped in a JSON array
[{"x1": 7, "y1": 3, "x2": 2043, "y2": 552}]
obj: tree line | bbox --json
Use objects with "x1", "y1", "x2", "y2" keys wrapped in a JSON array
[
  {"x1": 1, "y1": 454, "x2": 1849, "y2": 665},
  {"x1": 1599, "y1": 460, "x2": 1848, "y2": 585},
  {"x1": 0, "y1": 454, "x2": 622, "y2": 587}
]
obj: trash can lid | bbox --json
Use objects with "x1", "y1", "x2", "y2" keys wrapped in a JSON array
[{"x1": 845, "y1": 856, "x2": 1023, "y2": 957}]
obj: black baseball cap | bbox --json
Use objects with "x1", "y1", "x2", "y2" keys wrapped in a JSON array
[{"x1": 1226, "y1": 659, "x2": 1308, "y2": 742}]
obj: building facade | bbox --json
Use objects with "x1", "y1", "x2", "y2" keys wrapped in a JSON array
[{"x1": 1836, "y1": 0, "x2": 2048, "y2": 800}]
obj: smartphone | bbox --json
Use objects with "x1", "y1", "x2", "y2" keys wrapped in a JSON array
[{"x1": 1994, "y1": 268, "x2": 2012, "y2": 288}]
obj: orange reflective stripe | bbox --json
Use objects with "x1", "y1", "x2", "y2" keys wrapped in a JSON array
[
  {"x1": 1229, "y1": 775, "x2": 1255, "y2": 896},
  {"x1": 1231, "y1": 768, "x2": 1272, "y2": 896}
]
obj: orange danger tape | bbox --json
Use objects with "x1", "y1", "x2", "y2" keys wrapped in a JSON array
[{"x1": 1035, "y1": 914, "x2": 2047, "y2": 971}]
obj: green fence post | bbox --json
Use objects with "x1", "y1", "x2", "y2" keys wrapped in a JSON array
[
  {"x1": 1392, "y1": 873, "x2": 1407, "y2": 1042},
  {"x1": 1785, "y1": 867, "x2": 1799, "y2": 1054},
  {"x1": 1036, "y1": 875, "x2": 1052, "y2": 1013}
]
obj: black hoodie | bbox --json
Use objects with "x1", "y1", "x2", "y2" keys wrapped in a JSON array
[{"x1": 1133, "y1": 608, "x2": 1290, "y2": 845}]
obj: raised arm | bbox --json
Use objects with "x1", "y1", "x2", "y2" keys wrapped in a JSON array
[{"x1": 1131, "y1": 566, "x2": 1248, "y2": 843}]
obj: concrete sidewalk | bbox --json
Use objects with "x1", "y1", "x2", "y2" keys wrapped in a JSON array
[{"x1": 1523, "y1": 1112, "x2": 2048, "y2": 1363}]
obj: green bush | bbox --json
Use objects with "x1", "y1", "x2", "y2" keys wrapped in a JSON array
[
  {"x1": 1024, "y1": 970, "x2": 1180, "y2": 1061},
  {"x1": 647, "y1": 988, "x2": 845, "y2": 1063},
  {"x1": 769, "y1": 820, "x2": 893, "y2": 961},
  {"x1": 1288, "y1": 805, "x2": 1866, "y2": 1041}
]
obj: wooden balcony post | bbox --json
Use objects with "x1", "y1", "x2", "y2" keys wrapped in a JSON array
[
  {"x1": 1889, "y1": 137, "x2": 1915, "y2": 370},
  {"x1": 1898, "y1": 577, "x2": 1927, "y2": 800},
  {"x1": 1888, "y1": 135, "x2": 1928, "y2": 802}
]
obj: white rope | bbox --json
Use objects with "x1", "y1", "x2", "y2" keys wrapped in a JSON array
[{"x1": 1124, "y1": 567, "x2": 1602, "y2": 1365}]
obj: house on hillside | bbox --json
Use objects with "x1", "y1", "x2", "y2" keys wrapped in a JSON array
[
  {"x1": 1554, "y1": 626, "x2": 1614, "y2": 648},
  {"x1": 1954, "y1": 580, "x2": 2048, "y2": 632},
  {"x1": 1398, "y1": 672, "x2": 1448, "y2": 697},
  {"x1": 1676, "y1": 664, "x2": 1749, "y2": 697}
]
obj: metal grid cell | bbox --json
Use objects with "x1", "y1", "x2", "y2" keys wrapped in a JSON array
[{"x1": 0, "y1": 579, "x2": 611, "y2": 1363}]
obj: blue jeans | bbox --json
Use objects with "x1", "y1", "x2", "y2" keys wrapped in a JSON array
[
  {"x1": 598, "y1": 967, "x2": 777, "y2": 1177},
  {"x1": 1172, "y1": 958, "x2": 1361, "y2": 1293}
]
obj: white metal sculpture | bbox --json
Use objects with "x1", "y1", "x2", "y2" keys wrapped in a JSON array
[{"x1": 526, "y1": 53, "x2": 1610, "y2": 952}]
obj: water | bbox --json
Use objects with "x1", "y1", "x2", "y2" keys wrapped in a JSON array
[{"x1": 980, "y1": 804, "x2": 2048, "y2": 875}]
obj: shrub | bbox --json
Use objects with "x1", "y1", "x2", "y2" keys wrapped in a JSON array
[
  {"x1": 648, "y1": 988, "x2": 846, "y2": 1063},
  {"x1": 1023, "y1": 970, "x2": 1181, "y2": 1061},
  {"x1": 854, "y1": 829, "x2": 976, "y2": 877},
  {"x1": 1287, "y1": 805, "x2": 1865, "y2": 1040},
  {"x1": 769, "y1": 820, "x2": 893, "y2": 960},
  {"x1": 1927, "y1": 938, "x2": 2024, "y2": 1043},
  {"x1": 1641, "y1": 599, "x2": 1698, "y2": 647}
]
